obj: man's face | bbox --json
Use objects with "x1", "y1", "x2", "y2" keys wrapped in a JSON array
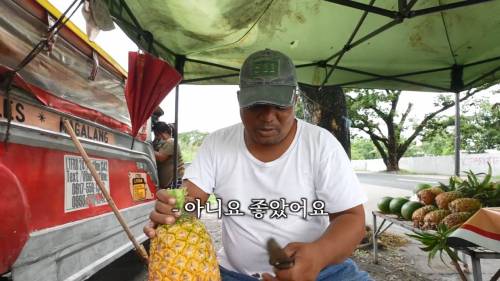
[{"x1": 240, "y1": 103, "x2": 295, "y2": 145}]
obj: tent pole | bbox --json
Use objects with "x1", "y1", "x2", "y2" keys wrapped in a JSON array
[
  {"x1": 172, "y1": 55, "x2": 185, "y2": 189},
  {"x1": 172, "y1": 85, "x2": 180, "y2": 188},
  {"x1": 454, "y1": 91, "x2": 461, "y2": 176}
]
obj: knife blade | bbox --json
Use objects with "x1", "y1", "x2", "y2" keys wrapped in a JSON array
[{"x1": 266, "y1": 238, "x2": 295, "y2": 270}]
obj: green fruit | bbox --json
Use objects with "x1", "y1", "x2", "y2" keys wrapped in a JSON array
[
  {"x1": 414, "y1": 183, "x2": 432, "y2": 194},
  {"x1": 377, "y1": 196, "x2": 393, "y2": 213},
  {"x1": 389, "y1": 197, "x2": 410, "y2": 216},
  {"x1": 401, "y1": 201, "x2": 424, "y2": 220}
]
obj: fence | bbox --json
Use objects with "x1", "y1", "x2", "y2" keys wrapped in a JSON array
[{"x1": 352, "y1": 152, "x2": 500, "y2": 176}]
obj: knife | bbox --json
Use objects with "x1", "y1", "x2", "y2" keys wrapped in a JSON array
[{"x1": 266, "y1": 238, "x2": 295, "y2": 270}]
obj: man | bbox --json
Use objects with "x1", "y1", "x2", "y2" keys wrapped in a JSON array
[
  {"x1": 153, "y1": 122, "x2": 184, "y2": 188},
  {"x1": 145, "y1": 49, "x2": 371, "y2": 280}
]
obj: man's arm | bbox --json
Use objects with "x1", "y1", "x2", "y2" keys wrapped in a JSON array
[
  {"x1": 316, "y1": 204, "x2": 366, "y2": 265},
  {"x1": 263, "y1": 204, "x2": 366, "y2": 281},
  {"x1": 155, "y1": 140, "x2": 174, "y2": 162},
  {"x1": 154, "y1": 150, "x2": 170, "y2": 162}
]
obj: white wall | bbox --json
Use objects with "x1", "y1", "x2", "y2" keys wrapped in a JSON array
[{"x1": 352, "y1": 152, "x2": 500, "y2": 176}]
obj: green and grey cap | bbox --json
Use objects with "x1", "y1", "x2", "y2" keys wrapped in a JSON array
[{"x1": 238, "y1": 49, "x2": 298, "y2": 108}]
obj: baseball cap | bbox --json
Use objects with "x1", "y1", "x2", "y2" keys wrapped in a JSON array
[{"x1": 238, "y1": 49, "x2": 298, "y2": 108}]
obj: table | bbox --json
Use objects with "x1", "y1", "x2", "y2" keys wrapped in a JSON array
[{"x1": 372, "y1": 211, "x2": 500, "y2": 281}]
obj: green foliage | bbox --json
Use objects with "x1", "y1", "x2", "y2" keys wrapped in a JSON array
[
  {"x1": 295, "y1": 94, "x2": 306, "y2": 119},
  {"x1": 178, "y1": 130, "x2": 208, "y2": 162},
  {"x1": 421, "y1": 99, "x2": 500, "y2": 154},
  {"x1": 351, "y1": 136, "x2": 380, "y2": 160}
]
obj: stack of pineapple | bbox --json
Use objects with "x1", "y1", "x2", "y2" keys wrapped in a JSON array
[{"x1": 411, "y1": 164, "x2": 498, "y2": 231}]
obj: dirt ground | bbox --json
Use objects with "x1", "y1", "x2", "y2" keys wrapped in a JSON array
[{"x1": 352, "y1": 249, "x2": 431, "y2": 281}]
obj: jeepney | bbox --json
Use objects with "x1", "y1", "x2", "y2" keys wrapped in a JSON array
[{"x1": 0, "y1": 1, "x2": 158, "y2": 280}]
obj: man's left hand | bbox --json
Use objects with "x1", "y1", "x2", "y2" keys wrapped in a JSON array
[{"x1": 262, "y1": 242, "x2": 325, "y2": 281}]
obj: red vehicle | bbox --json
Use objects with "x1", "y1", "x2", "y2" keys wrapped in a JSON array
[{"x1": 1, "y1": 1, "x2": 158, "y2": 280}]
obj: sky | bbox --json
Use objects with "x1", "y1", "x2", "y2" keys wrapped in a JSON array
[{"x1": 48, "y1": 1, "x2": 498, "y2": 134}]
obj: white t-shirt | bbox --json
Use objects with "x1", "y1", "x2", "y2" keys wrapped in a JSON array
[{"x1": 184, "y1": 119, "x2": 367, "y2": 275}]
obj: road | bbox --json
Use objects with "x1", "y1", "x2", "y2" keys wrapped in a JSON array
[{"x1": 87, "y1": 172, "x2": 450, "y2": 281}]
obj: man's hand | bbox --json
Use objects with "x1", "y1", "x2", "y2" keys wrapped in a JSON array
[
  {"x1": 143, "y1": 189, "x2": 181, "y2": 238},
  {"x1": 262, "y1": 242, "x2": 324, "y2": 281},
  {"x1": 144, "y1": 180, "x2": 210, "y2": 238}
]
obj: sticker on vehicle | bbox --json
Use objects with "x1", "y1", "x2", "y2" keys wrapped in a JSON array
[{"x1": 64, "y1": 155, "x2": 109, "y2": 212}]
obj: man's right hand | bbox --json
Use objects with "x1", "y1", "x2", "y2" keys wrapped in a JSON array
[{"x1": 144, "y1": 189, "x2": 181, "y2": 238}]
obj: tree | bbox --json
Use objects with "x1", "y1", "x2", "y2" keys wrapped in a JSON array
[
  {"x1": 178, "y1": 130, "x2": 208, "y2": 162},
  {"x1": 346, "y1": 86, "x2": 491, "y2": 171},
  {"x1": 351, "y1": 136, "x2": 380, "y2": 160},
  {"x1": 422, "y1": 99, "x2": 500, "y2": 154},
  {"x1": 300, "y1": 84, "x2": 351, "y2": 156}
]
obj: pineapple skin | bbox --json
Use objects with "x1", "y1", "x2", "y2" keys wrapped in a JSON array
[
  {"x1": 435, "y1": 191, "x2": 463, "y2": 210},
  {"x1": 418, "y1": 187, "x2": 443, "y2": 205},
  {"x1": 440, "y1": 212, "x2": 472, "y2": 229},
  {"x1": 412, "y1": 205, "x2": 437, "y2": 228},
  {"x1": 422, "y1": 210, "x2": 451, "y2": 230},
  {"x1": 148, "y1": 215, "x2": 220, "y2": 281},
  {"x1": 449, "y1": 198, "x2": 481, "y2": 213}
]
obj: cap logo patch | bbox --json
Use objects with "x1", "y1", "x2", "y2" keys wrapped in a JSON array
[{"x1": 250, "y1": 59, "x2": 279, "y2": 78}]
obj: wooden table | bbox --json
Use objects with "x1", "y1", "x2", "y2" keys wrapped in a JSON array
[{"x1": 372, "y1": 211, "x2": 500, "y2": 281}]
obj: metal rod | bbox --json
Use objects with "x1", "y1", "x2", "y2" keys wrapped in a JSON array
[
  {"x1": 470, "y1": 255, "x2": 482, "y2": 281},
  {"x1": 296, "y1": 62, "x2": 320, "y2": 68},
  {"x1": 115, "y1": 0, "x2": 176, "y2": 57},
  {"x1": 374, "y1": 219, "x2": 387, "y2": 236},
  {"x1": 182, "y1": 73, "x2": 240, "y2": 83},
  {"x1": 172, "y1": 85, "x2": 180, "y2": 188},
  {"x1": 408, "y1": 0, "x2": 491, "y2": 18},
  {"x1": 454, "y1": 92, "x2": 461, "y2": 176},
  {"x1": 372, "y1": 213, "x2": 378, "y2": 264},
  {"x1": 62, "y1": 120, "x2": 149, "y2": 263},
  {"x1": 323, "y1": 0, "x2": 396, "y2": 18},
  {"x1": 185, "y1": 58, "x2": 240, "y2": 72},
  {"x1": 334, "y1": 65, "x2": 451, "y2": 91},
  {"x1": 337, "y1": 65, "x2": 453, "y2": 86},
  {"x1": 320, "y1": 19, "x2": 402, "y2": 87},
  {"x1": 464, "y1": 65, "x2": 500, "y2": 89},
  {"x1": 378, "y1": 222, "x2": 394, "y2": 236},
  {"x1": 321, "y1": 0, "x2": 376, "y2": 86},
  {"x1": 463, "y1": 55, "x2": 500, "y2": 68}
]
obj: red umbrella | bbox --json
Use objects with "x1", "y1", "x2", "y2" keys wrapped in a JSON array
[{"x1": 125, "y1": 51, "x2": 182, "y2": 138}]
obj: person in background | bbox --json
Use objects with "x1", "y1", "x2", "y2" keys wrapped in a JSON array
[
  {"x1": 146, "y1": 49, "x2": 371, "y2": 280},
  {"x1": 151, "y1": 107, "x2": 165, "y2": 149},
  {"x1": 153, "y1": 122, "x2": 185, "y2": 188}
]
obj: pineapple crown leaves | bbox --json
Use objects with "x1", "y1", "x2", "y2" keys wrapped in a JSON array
[
  {"x1": 456, "y1": 163, "x2": 494, "y2": 199},
  {"x1": 438, "y1": 176, "x2": 465, "y2": 192},
  {"x1": 462, "y1": 162, "x2": 493, "y2": 190},
  {"x1": 166, "y1": 187, "x2": 188, "y2": 212},
  {"x1": 407, "y1": 224, "x2": 460, "y2": 266}
]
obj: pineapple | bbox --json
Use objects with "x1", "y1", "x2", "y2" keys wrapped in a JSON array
[
  {"x1": 148, "y1": 188, "x2": 220, "y2": 281},
  {"x1": 440, "y1": 212, "x2": 472, "y2": 229},
  {"x1": 412, "y1": 205, "x2": 437, "y2": 228},
  {"x1": 435, "y1": 191, "x2": 463, "y2": 210},
  {"x1": 422, "y1": 210, "x2": 450, "y2": 230},
  {"x1": 418, "y1": 187, "x2": 444, "y2": 205},
  {"x1": 448, "y1": 198, "x2": 481, "y2": 213}
]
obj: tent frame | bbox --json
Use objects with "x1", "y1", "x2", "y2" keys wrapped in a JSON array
[{"x1": 111, "y1": 0, "x2": 498, "y2": 176}]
